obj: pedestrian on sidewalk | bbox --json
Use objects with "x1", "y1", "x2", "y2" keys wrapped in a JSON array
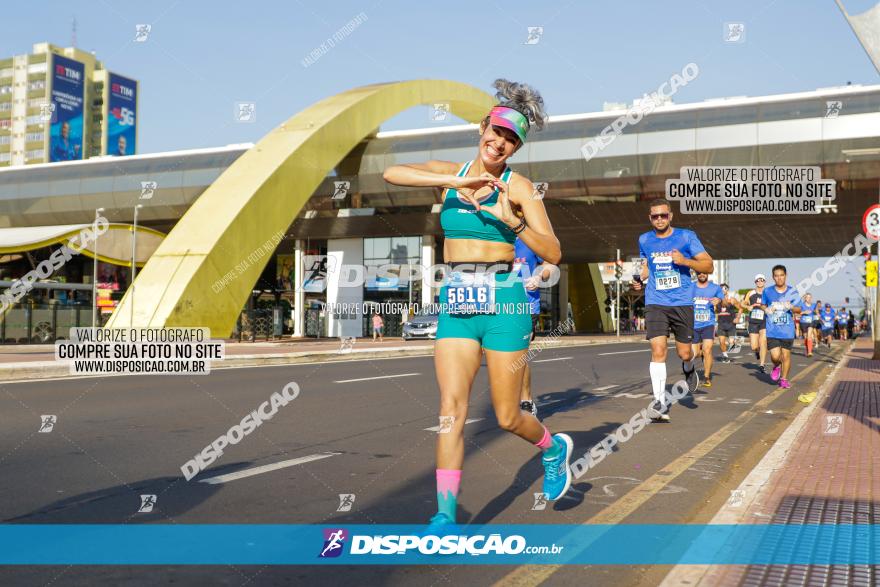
[{"x1": 371, "y1": 312, "x2": 384, "y2": 342}]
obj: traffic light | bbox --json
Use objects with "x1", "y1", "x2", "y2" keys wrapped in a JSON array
[
  {"x1": 604, "y1": 298, "x2": 612, "y2": 313},
  {"x1": 614, "y1": 262, "x2": 623, "y2": 280}
]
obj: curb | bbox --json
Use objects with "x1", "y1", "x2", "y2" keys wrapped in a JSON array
[
  {"x1": 658, "y1": 340, "x2": 855, "y2": 587},
  {"x1": 0, "y1": 335, "x2": 646, "y2": 382}
]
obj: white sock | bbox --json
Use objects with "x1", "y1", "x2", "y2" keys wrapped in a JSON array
[{"x1": 649, "y1": 362, "x2": 667, "y2": 403}]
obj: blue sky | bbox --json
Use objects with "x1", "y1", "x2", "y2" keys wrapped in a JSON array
[{"x1": 4, "y1": 0, "x2": 879, "y2": 307}]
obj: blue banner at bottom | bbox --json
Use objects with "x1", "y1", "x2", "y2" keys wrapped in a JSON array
[{"x1": 2, "y1": 524, "x2": 879, "y2": 565}]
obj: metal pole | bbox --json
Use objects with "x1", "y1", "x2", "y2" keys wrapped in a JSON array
[
  {"x1": 616, "y1": 248, "x2": 621, "y2": 339},
  {"x1": 92, "y1": 207, "x2": 104, "y2": 328},
  {"x1": 874, "y1": 238, "x2": 880, "y2": 359},
  {"x1": 874, "y1": 178, "x2": 880, "y2": 358},
  {"x1": 130, "y1": 205, "x2": 141, "y2": 326},
  {"x1": 92, "y1": 215, "x2": 97, "y2": 328},
  {"x1": 407, "y1": 262, "x2": 413, "y2": 335}
]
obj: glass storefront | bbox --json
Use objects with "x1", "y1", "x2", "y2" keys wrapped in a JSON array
[{"x1": 363, "y1": 235, "x2": 422, "y2": 337}]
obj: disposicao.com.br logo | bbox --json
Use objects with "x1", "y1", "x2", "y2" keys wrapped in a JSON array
[
  {"x1": 318, "y1": 528, "x2": 563, "y2": 558},
  {"x1": 319, "y1": 528, "x2": 348, "y2": 558}
]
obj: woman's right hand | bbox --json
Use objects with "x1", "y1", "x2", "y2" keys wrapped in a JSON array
[
  {"x1": 455, "y1": 172, "x2": 497, "y2": 191},
  {"x1": 453, "y1": 173, "x2": 497, "y2": 210}
]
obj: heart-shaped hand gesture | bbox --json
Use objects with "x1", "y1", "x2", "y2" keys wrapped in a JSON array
[
  {"x1": 478, "y1": 177, "x2": 519, "y2": 227},
  {"x1": 454, "y1": 173, "x2": 498, "y2": 211}
]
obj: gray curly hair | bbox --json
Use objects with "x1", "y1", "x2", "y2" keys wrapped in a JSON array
[{"x1": 492, "y1": 78, "x2": 548, "y2": 132}]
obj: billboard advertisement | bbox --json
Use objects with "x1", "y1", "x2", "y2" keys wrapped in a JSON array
[
  {"x1": 106, "y1": 73, "x2": 137, "y2": 156},
  {"x1": 49, "y1": 54, "x2": 84, "y2": 162}
]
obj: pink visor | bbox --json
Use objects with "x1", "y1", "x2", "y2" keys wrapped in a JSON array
[{"x1": 488, "y1": 106, "x2": 530, "y2": 143}]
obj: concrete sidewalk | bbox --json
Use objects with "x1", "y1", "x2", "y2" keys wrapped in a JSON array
[
  {"x1": 661, "y1": 335, "x2": 880, "y2": 587},
  {"x1": 0, "y1": 333, "x2": 646, "y2": 381}
]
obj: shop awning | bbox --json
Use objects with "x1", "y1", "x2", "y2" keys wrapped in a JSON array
[{"x1": 0, "y1": 224, "x2": 165, "y2": 267}]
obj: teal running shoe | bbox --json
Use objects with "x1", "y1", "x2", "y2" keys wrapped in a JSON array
[
  {"x1": 541, "y1": 433, "x2": 573, "y2": 500},
  {"x1": 424, "y1": 512, "x2": 459, "y2": 537}
]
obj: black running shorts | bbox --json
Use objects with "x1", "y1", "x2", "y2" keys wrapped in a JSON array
[
  {"x1": 645, "y1": 305, "x2": 694, "y2": 344},
  {"x1": 767, "y1": 337, "x2": 793, "y2": 350},
  {"x1": 717, "y1": 322, "x2": 736, "y2": 337}
]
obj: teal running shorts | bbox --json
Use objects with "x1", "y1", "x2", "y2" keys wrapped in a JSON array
[{"x1": 436, "y1": 271, "x2": 532, "y2": 352}]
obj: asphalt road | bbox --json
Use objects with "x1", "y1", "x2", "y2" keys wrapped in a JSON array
[{"x1": 0, "y1": 338, "x2": 846, "y2": 586}]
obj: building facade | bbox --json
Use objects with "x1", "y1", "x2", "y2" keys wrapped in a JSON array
[{"x1": 0, "y1": 43, "x2": 138, "y2": 167}]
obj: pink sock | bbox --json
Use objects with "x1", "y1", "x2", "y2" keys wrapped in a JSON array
[
  {"x1": 436, "y1": 469, "x2": 461, "y2": 495},
  {"x1": 535, "y1": 426, "x2": 553, "y2": 450},
  {"x1": 436, "y1": 469, "x2": 461, "y2": 519}
]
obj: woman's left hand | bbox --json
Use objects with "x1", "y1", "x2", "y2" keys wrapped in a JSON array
[{"x1": 479, "y1": 178, "x2": 520, "y2": 228}]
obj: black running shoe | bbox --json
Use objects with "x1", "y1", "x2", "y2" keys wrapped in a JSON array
[
  {"x1": 520, "y1": 400, "x2": 538, "y2": 418},
  {"x1": 649, "y1": 400, "x2": 670, "y2": 422},
  {"x1": 759, "y1": 364, "x2": 766, "y2": 374},
  {"x1": 683, "y1": 363, "x2": 700, "y2": 394}
]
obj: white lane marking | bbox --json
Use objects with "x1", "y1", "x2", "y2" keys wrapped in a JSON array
[
  {"x1": 532, "y1": 357, "x2": 573, "y2": 363},
  {"x1": 334, "y1": 373, "x2": 420, "y2": 383},
  {"x1": 198, "y1": 453, "x2": 341, "y2": 484},
  {"x1": 593, "y1": 384, "x2": 619, "y2": 391},
  {"x1": 597, "y1": 345, "x2": 675, "y2": 356},
  {"x1": 424, "y1": 418, "x2": 484, "y2": 432}
]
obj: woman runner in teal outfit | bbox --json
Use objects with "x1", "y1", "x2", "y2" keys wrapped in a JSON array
[{"x1": 383, "y1": 79, "x2": 572, "y2": 532}]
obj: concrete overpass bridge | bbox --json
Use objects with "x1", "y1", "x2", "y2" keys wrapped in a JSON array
[{"x1": 1, "y1": 80, "x2": 878, "y2": 336}]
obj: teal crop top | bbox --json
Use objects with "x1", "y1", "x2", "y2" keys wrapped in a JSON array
[{"x1": 440, "y1": 160, "x2": 516, "y2": 244}]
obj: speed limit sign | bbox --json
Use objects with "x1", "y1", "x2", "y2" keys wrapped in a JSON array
[{"x1": 864, "y1": 204, "x2": 880, "y2": 241}]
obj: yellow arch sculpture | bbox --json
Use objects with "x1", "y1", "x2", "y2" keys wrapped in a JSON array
[{"x1": 107, "y1": 80, "x2": 495, "y2": 335}]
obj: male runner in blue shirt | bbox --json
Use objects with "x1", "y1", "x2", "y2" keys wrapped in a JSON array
[
  {"x1": 797, "y1": 293, "x2": 817, "y2": 358},
  {"x1": 631, "y1": 199, "x2": 713, "y2": 421},
  {"x1": 514, "y1": 237, "x2": 556, "y2": 418},
  {"x1": 760, "y1": 265, "x2": 802, "y2": 390},
  {"x1": 819, "y1": 304, "x2": 836, "y2": 347},
  {"x1": 692, "y1": 272, "x2": 723, "y2": 388}
]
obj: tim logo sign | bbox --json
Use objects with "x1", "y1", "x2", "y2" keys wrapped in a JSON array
[
  {"x1": 318, "y1": 528, "x2": 348, "y2": 558},
  {"x1": 111, "y1": 82, "x2": 134, "y2": 98},
  {"x1": 54, "y1": 64, "x2": 81, "y2": 81}
]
